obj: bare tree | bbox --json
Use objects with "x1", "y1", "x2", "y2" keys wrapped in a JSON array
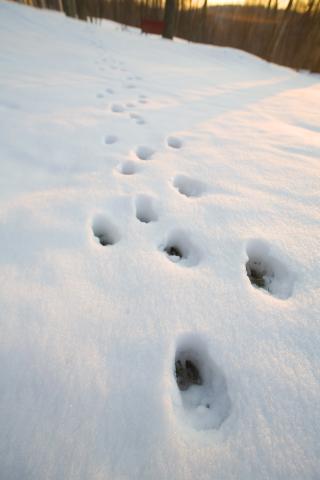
[
  {"x1": 16, "y1": 0, "x2": 320, "y2": 72},
  {"x1": 163, "y1": 0, "x2": 176, "y2": 39},
  {"x1": 62, "y1": 0, "x2": 77, "y2": 17},
  {"x1": 201, "y1": 0, "x2": 208, "y2": 42}
]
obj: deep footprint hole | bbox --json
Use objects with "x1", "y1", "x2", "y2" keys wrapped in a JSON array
[
  {"x1": 164, "y1": 245, "x2": 182, "y2": 260},
  {"x1": 92, "y1": 215, "x2": 120, "y2": 246},
  {"x1": 173, "y1": 334, "x2": 231, "y2": 430},
  {"x1": 246, "y1": 258, "x2": 269, "y2": 289},
  {"x1": 161, "y1": 230, "x2": 200, "y2": 267},
  {"x1": 246, "y1": 239, "x2": 294, "y2": 299},
  {"x1": 175, "y1": 358, "x2": 202, "y2": 392},
  {"x1": 135, "y1": 194, "x2": 158, "y2": 223}
]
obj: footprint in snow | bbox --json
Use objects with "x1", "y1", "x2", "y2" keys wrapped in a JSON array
[
  {"x1": 246, "y1": 239, "x2": 294, "y2": 299},
  {"x1": 167, "y1": 136, "x2": 183, "y2": 149},
  {"x1": 174, "y1": 333, "x2": 231, "y2": 430},
  {"x1": 173, "y1": 175, "x2": 207, "y2": 198},
  {"x1": 160, "y1": 229, "x2": 200, "y2": 267},
  {"x1": 92, "y1": 214, "x2": 120, "y2": 247},
  {"x1": 117, "y1": 160, "x2": 139, "y2": 175},
  {"x1": 135, "y1": 194, "x2": 159, "y2": 223},
  {"x1": 96, "y1": 93, "x2": 104, "y2": 99},
  {"x1": 104, "y1": 134, "x2": 118, "y2": 145},
  {"x1": 138, "y1": 94, "x2": 148, "y2": 104},
  {"x1": 111, "y1": 104, "x2": 125, "y2": 113},
  {"x1": 130, "y1": 113, "x2": 146, "y2": 125},
  {"x1": 135, "y1": 146, "x2": 154, "y2": 161},
  {"x1": 106, "y1": 88, "x2": 114, "y2": 94}
]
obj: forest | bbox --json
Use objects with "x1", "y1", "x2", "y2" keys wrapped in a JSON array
[{"x1": 17, "y1": 0, "x2": 320, "y2": 72}]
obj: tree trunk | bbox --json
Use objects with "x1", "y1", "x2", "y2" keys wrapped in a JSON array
[
  {"x1": 163, "y1": 0, "x2": 176, "y2": 39},
  {"x1": 285, "y1": 0, "x2": 294, "y2": 12},
  {"x1": 201, "y1": 0, "x2": 208, "y2": 42},
  {"x1": 63, "y1": 0, "x2": 77, "y2": 17},
  {"x1": 57, "y1": 0, "x2": 63, "y2": 12}
]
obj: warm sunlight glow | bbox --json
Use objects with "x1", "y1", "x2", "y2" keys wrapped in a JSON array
[{"x1": 208, "y1": 0, "x2": 243, "y2": 3}]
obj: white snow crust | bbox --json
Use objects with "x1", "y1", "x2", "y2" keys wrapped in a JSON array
[{"x1": 0, "y1": 2, "x2": 320, "y2": 479}]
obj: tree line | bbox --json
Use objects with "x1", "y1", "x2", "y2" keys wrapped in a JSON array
[{"x1": 15, "y1": 0, "x2": 320, "y2": 72}]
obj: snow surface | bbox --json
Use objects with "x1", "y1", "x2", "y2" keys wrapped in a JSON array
[{"x1": 0, "y1": 1, "x2": 320, "y2": 478}]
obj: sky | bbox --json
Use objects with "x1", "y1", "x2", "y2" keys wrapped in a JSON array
[{"x1": 208, "y1": 0, "x2": 243, "y2": 3}]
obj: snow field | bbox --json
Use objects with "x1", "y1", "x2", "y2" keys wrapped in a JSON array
[{"x1": 0, "y1": 2, "x2": 320, "y2": 479}]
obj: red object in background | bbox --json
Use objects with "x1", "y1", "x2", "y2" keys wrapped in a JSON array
[{"x1": 141, "y1": 19, "x2": 164, "y2": 35}]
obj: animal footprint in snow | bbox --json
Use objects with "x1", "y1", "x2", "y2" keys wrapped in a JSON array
[
  {"x1": 167, "y1": 136, "x2": 182, "y2": 149},
  {"x1": 173, "y1": 333, "x2": 231, "y2": 430},
  {"x1": 92, "y1": 214, "x2": 120, "y2": 246},
  {"x1": 111, "y1": 104, "x2": 125, "y2": 113},
  {"x1": 104, "y1": 134, "x2": 118, "y2": 145},
  {"x1": 106, "y1": 88, "x2": 114, "y2": 94},
  {"x1": 175, "y1": 359, "x2": 202, "y2": 390},
  {"x1": 130, "y1": 113, "x2": 145, "y2": 125},
  {"x1": 135, "y1": 146, "x2": 154, "y2": 161},
  {"x1": 135, "y1": 194, "x2": 158, "y2": 223},
  {"x1": 138, "y1": 95, "x2": 148, "y2": 104},
  {"x1": 246, "y1": 239, "x2": 294, "y2": 299},
  {"x1": 173, "y1": 175, "x2": 207, "y2": 198},
  {"x1": 117, "y1": 160, "x2": 139, "y2": 175},
  {"x1": 96, "y1": 93, "x2": 104, "y2": 99},
  {"x1": 160, "y1": 229, "x2": 200, "y2": 267}
]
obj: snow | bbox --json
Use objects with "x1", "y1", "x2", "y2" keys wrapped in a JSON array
[{"x1": 0, "y1": 1, "x2": 320, "y2": 479}]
